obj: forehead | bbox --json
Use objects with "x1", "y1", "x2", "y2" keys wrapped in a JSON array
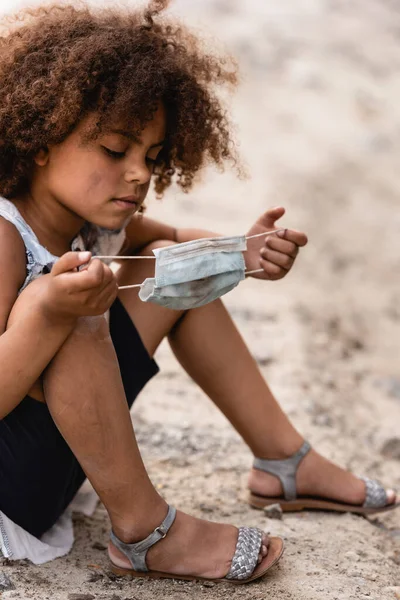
[
  {"x1": 74, "y1": 103, "x2": 166, "y2": 146},
  {"x1": 108, "y1": 104, "x2": 166, "y2": 142}
]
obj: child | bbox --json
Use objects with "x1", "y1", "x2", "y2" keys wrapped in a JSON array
[{"x1": 0, "y1": 0, "x2": 396, "y2": 586}]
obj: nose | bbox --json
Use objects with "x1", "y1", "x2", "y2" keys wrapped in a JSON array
[{"x1": 124, "y1": 159, "x2": 152, "y2": 186}]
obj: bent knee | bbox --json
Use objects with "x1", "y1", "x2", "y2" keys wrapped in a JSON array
[{"x1": 68, "y1": 315, "x2": 110, "y2": 343}]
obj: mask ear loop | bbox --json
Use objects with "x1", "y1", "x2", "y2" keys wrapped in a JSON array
[
  {"x1": 93, "y1": 256, "x2": 155, "y2": 290},
  {"x1": 94, "y1": 228, "x2": 285, "y2": 290}
]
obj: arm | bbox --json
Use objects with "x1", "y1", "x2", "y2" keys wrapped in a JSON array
[
  {"x1": 0, "y1": 218, "x2": 75, "y2": 418},
  {"x1": 123, "y1": 214, "x2": 220, "y2": 254}
]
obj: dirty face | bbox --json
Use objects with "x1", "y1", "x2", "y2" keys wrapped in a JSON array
[{"x1": 32, "y1": 104, "x2": 166, "y2": 231}]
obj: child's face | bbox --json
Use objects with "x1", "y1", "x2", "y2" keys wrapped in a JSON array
[{"x1": 33, "y1": 104, "x2": 166, "y2": 231}]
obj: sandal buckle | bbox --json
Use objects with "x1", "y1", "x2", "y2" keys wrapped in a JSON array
[{"x1": 154, "y1": 525, "x2": 167, "y2": 539}]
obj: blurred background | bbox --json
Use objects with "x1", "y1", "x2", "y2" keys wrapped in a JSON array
[{"x1": 0, "y1": 1, "x2": 399, "y2": 598}]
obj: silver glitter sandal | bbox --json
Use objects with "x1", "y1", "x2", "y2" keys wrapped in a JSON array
[
  {"x1": 249, "y1": 441, "x2": 398, "y2": 515},
  {"x1": 109, "y1": 505, "x2": 284, "y2": 584}
]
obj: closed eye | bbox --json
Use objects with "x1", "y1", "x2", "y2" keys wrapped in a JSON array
[
  {"x1": 102, "y1": 147, "x2": 161, "y2": 164},
  {"x1": 102, "y1": 147, "x2": 126, "y2": 159}
]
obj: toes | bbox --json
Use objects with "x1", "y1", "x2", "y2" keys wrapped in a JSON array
[
  {"x1": 258, "y1": 546, "x2": 268, "y2": 564},
  {"x1": 257, "y1": 533, "x2": 270, "y2": 564},
  {"x1": 386, "y1": 489, "x2": 397, "y2": 505},
  {"x1": 262, "y1": 533, "x2": 270, "y2": 548}
]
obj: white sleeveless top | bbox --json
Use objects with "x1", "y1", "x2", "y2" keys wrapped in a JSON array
[{"x1": 0, "y1": 198, "x2": 126, "y2": 293}]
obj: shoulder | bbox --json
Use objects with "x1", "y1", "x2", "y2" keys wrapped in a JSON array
[{"x1": 0, "y1": 216, "x2": 27, "y2": 299}]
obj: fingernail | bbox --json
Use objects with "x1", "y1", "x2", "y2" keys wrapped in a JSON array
[
  {"x1": 78, "y1": 251, "x2": 91, "y2": 261},
  {"x1": 277, "y1": 229, "x2": 286, "y2": 238}
]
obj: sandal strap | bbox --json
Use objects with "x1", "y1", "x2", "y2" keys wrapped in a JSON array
[
  {"x1": 253, "y1": 441, "x2": 312, "y2": 501},
  {"x1": 225, "y1": 527, "x2": 263, "y2": 580},
  {"x1": 361, "y1": 477, "x2": 388, "y2": 508},
  {"x1": 110, "y1": 505, "x2": 177, "y2": 572}
]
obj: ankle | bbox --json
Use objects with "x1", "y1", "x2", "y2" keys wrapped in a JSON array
[
  {"x1": 252, "y1": 434, "x2": 304, "y2": 460},
  {"x1": 111, "y1": 498, "x2": 169, "y2": 543}
]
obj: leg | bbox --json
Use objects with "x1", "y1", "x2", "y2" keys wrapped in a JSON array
[
  {"x1": 5, "y1": 290, "x2": 269, "y2": 579},
  {"x1": 43, "y1": 315, "x2": 166, "y2": 536},
  {"x1": 167, "y1": 300, "x2": 397, "y2": 505},
  {"x1": 117, "y1": 245, "x2": 396, "y2": 507}
]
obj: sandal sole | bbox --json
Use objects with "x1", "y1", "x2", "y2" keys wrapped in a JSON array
[
  {"x1": 110, "y1": 535, "x2": 284, "y2": 585},
  {"x1": 248, "y1": 492, "x2": 400, "y2": 515}
]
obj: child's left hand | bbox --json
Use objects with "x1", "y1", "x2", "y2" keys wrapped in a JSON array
[{"x1": 244, "y1": 207, "x2": 307, "y2": 280}]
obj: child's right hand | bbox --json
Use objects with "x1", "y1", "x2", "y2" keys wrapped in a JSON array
[{"x1": 38, "y1": 251, "x2": 118, "y2": 322}]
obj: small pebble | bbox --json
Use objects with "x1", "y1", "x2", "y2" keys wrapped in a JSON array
[
  {"x1": 381, "y1": 438, "x2": 400, "y2": 460},
  {"x1": 87, "y1": 572, "x2": 103, "y2": 583},
  {"x1": 263, "y1": 503, "x2": 283, "y2": 520},
  {"x1": 92, "y1": 542, "x2": 107, "y2": 551},
  {"x1": 344, "y1": 551, "x2": 360, "y2": 562}
]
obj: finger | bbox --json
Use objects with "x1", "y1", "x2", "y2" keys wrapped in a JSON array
[
  {"x1": 266, "y1": 236, "x2": 299, "y2": 258},
  {"x1": 76, "y1": 275, "x2": 118, "y2": 314},
  {"x1": 100, "y1": 272, "x2": 118, "y2": 298},
  {"x1": 95, "y1": 279, "x2": 119, "y2": 311},
  {"x1": 61, "y1": 259, "x2": 106, "y2": 293},
  {"x1": 82, "y1": 262, "x2": 117, "y2": 295},
  {"x1": 97, "y1": 269, "x2": 118, "y2": 301},
  {"x1": 52, "y1": 251, "x2": 92, "y2": 276},
  {"x1": 277, "y1": 228, "x2": 308, "y2": 247},
  {"x1": 261, "y1": 247, "x2": 294, "y2": 271},
  {"x1": 101, "y1": 264, "x2": 116, "y2": 287},
  {"x1": 257, "y1": 206, "x2": 286, "y2": 230},
  {"x1": 259, "y1": 257, "x2": 287, "y2": 280},
  {"x1": 82, "y1": 259, "x2": 106, "y2": 288}
]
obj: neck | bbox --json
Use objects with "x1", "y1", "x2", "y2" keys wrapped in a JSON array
[{"x1": 13, "y1": 190, "x2": 85, "y2": 257}]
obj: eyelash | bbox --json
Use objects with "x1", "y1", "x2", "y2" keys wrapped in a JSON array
[
  {"x1": 102, "y1": 147, "x2": 158, "y2": 164},
  {"x1": 103, "y1": 147, "x2": 125, "y2": 159}
]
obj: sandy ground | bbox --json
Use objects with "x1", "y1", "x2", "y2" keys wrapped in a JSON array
[{"x1": 1, "y1": 0, "x2": 400, "y2": 598}]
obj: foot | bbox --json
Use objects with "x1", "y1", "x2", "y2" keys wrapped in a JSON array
[
  {"x1": 108, "y1": 510, "x2": 270, "y2": 580},
  {"x1": 248, "y1": 446, "x2": 397, "y2": 507}
]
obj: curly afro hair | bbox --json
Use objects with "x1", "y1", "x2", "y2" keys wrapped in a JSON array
[{"x1": 0, "y1": 0, "x2": 239, "y2": 200}]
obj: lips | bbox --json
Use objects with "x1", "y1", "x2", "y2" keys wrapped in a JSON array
[
  {"x1": 112, "y1": 196, "x2": 140, "y2": 210},
  {"x1": 114, "y1": 196, "x2": 140, "y2": 203}
]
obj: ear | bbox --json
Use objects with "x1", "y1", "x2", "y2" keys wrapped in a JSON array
[{"x1": 34, "y1": 147, "x2": 49, "y2": 167}]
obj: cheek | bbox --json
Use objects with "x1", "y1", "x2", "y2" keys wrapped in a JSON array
[
  {"x1": 86, "y1": 170, "x2": 103, "y2": 193},
  {"x1": 83, "y1": 166, "x2": 119, "y2": 199}
]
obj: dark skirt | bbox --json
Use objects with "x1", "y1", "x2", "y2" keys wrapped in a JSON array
[{"x1": 0, "y1": 298, "x2": 159, "y2": 538}]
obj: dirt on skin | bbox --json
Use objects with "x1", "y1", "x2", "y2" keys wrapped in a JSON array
[{"x1": 1, "y1": 0, "x2": 399, "y2": 599}]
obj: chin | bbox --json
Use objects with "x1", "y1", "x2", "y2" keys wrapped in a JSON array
[{"x1": 94, "y1": 215, "x2": 134, "y2": 231}]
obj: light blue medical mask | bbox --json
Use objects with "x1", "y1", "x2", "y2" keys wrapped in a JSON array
[
  {"x1": 96, "y1": 229, "x2": 282, "y2": 311},
  {"x1": 138, "y1": 235, "x2": 247, "y2": 310}
]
